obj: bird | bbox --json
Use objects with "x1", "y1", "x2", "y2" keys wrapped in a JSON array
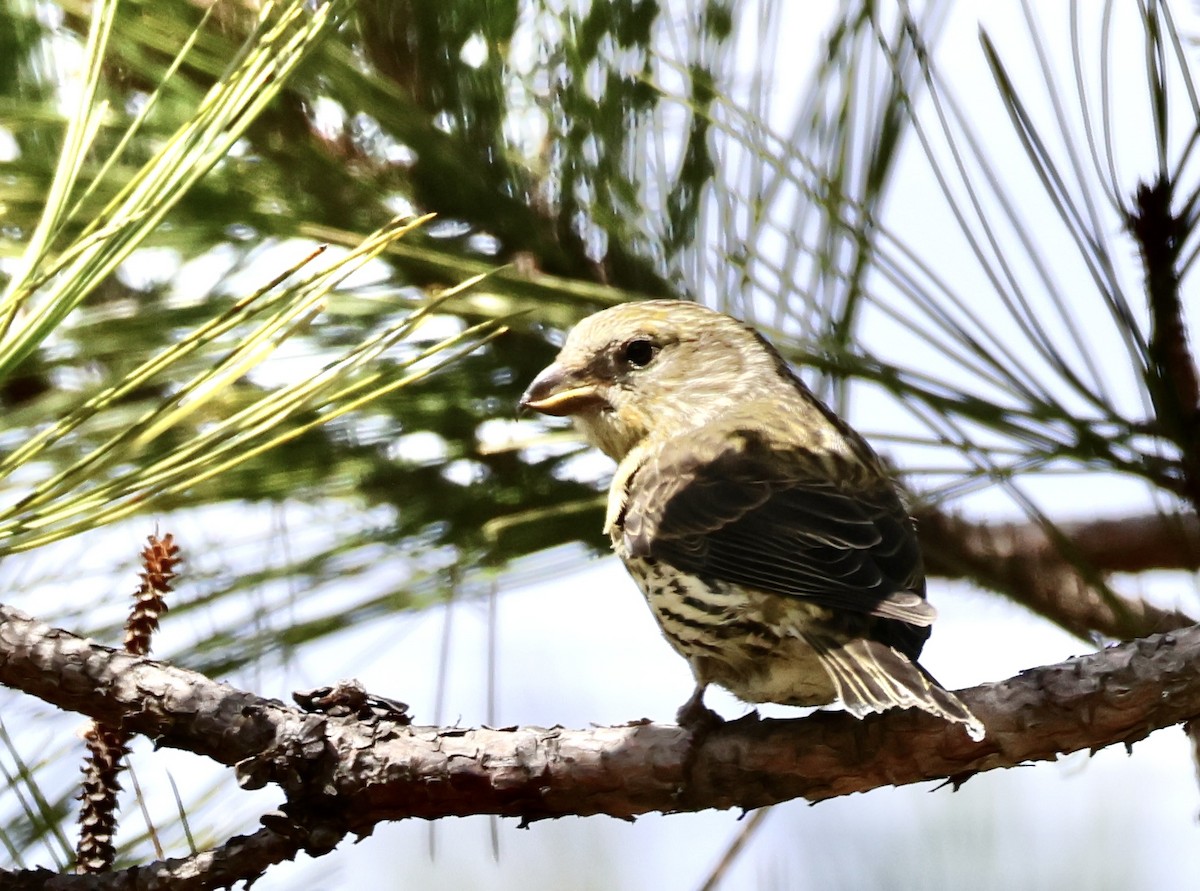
[{"x1": 519, "y1": 300, "x2": 983, "y2": 738}]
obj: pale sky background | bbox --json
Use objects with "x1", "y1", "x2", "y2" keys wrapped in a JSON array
[{"x1": 5, "y1": 2, "x2": 1200, "y2": 889}]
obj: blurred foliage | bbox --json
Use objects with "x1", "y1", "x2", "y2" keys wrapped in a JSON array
[
  {"x1": 0, "y1": 0, "x2": 756, "y2": 631},
  {"x1": 0, "y1": 0, "x2": 1198, "y2": 876}
]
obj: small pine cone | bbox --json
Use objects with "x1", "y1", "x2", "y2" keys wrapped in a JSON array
[
  {"x1": 124, "y1": 533, "x2": 180, "y2": 656},
  {"x1": 75, "y1": 723, "x2": 130, "y2": 873}
]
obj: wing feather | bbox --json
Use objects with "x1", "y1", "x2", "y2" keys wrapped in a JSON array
[{"x1": 620, "y1": 425, "x2": 935, "y2": 652}]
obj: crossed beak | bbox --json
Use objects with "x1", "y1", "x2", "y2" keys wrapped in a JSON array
[{"x1": 519, "y1": 363, "x2": 604, "y2": 417}]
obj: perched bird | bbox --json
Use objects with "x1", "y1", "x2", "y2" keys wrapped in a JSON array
[{"x1": 520, "y1": 300, "x2": 982, "y2": 737}]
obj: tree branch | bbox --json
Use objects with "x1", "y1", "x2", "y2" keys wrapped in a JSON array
[
  {"x1": 1127, "y1": 176, "x2": 1200, "y2": 513},
  {"x1": 917, "y1": 507, "x2": 1199, "y2": 639},
  {"x1": 2, "y1": 827, "x2": 312, "y2": 891},
  {"x1": 2, "y1": 602, "x2": 1199, "y2": 858}
]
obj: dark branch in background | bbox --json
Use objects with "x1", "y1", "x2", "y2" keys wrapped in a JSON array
[
  {"x1": 917, "y1": 507, "x2": 1199, "y2": 640},
  {"x1": 2, "y1": 601, "x2": 1200, "y2": 890},
  {"x1": 1126, "y1": 175, "x2": 1200, "y2": 513},
  {"x1": 7, "y1": 827, "x2": 310, "y2": 891},
  {"x1": 496, "y1": 494, "x2": 1200, "y2": 643}
]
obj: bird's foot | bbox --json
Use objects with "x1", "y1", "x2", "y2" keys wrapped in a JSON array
[
  {"x1": 675, "y1": 685, "x2": 723, "y2": 733},
  {"x1": 294, "y1": 681, "x2": 411, "y2": 724}
]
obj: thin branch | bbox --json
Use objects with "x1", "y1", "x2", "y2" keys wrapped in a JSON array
[{"x1": 697, "y1": 807, "x2": 770, "y2": 891}]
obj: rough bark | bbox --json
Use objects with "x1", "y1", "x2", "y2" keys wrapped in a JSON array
[{"x1": 2, "y1": 603, "x2": 1198, "y2": 845}]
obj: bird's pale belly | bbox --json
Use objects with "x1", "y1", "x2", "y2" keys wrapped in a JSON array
[{"x1": 625, "y1": 556, "x2": 840, "y2": 707}]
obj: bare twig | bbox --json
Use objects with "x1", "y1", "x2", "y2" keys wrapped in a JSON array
[{"x1": 697, "y1": 808, "x2": 770, "y2": 891}]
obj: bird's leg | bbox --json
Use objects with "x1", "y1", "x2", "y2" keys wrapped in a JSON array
[{"x1": 675, "y1": 683, "x2": 722, "y2": 731}]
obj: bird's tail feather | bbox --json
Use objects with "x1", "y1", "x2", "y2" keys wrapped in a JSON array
[{"x1": 804, "y1": 633, "x2": 985, "y2": 740}]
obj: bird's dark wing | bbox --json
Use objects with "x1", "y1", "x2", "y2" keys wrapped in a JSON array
[{"x1": 620, "y1": 426, "x2": 933, "y2": 643}]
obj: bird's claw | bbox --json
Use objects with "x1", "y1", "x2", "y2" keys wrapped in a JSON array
[
  {"x1": 676, "y1": 686, "x2": 723, "y2": 732},
  {"x1": 294, "y1": 681, "x2": 411, "y2": 724}
]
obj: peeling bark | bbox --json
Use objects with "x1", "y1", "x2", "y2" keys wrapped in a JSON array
[{"x1": 2, "y1": 603, "x2": 1198, "y2": 836}]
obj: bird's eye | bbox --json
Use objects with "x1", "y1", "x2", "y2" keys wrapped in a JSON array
[{"x1": 620, "y1": 338, "x2": 657, "y2": 368}]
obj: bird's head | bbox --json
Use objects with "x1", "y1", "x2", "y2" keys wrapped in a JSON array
[{"x1": 520, "y1": 300, "x2": 793, "y2": 460}]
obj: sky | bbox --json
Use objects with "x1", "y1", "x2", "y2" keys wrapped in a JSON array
[{"x1": 5, "y1": 2, "x2": 1200, "y2": 889}]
